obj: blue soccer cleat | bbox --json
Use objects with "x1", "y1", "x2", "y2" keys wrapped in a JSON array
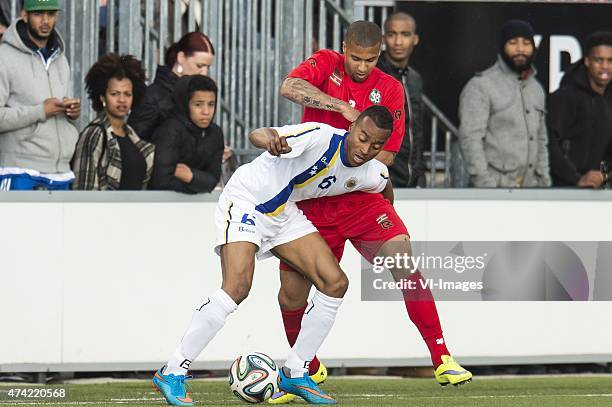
[
  {"x1": 269, "y1": 362, "x2": 328, "y2": 404},
  {"x1": 152, "y1": 366, "x2": 194, "y2": 406},
  {"x1": 277, "y1": 367, "x2": 336, "y2": 405}
]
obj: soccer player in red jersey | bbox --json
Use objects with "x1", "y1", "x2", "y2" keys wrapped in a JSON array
[{"x1": 269, "y1": 21, "x2": 472, "y2": 404}]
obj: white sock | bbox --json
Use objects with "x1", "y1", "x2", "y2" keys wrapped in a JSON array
[
  {"x1": 285, "y1": 290, "x2": 343, "y2": 378},
  {"x1": 165, "y1": 289, "x2": 237, "y2": 376}
]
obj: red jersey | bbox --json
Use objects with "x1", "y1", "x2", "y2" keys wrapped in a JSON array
[{"x1": 287, "y1": 49, "x2": 405, "y2": 153}]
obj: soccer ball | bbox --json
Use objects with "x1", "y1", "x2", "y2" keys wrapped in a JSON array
[{"x1": 229, "y1": 352, "x2": 279, "y2": 403}]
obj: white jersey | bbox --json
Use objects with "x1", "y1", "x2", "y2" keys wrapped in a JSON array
[{"x1": 226, "y1": 122, "x2": 389, "y2": 216}]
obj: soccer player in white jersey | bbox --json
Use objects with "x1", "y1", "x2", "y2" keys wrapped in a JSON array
[{"x1": 153, "y1": 106, "x2": 394, "y2": 406}]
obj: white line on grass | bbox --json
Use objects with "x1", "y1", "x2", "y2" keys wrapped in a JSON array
[{"x1": 342, "y1": 393, "x2": 612, "y2": 399}]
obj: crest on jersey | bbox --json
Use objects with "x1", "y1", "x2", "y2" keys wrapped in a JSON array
[
  {"x1": 369, "y1": 88, "x2": 381, "y2": 104},
  {"x1": 308, "y1": 58, "x2": 317, "y2": 67},
  {"x1": 394, "y1": 109, "x2": 402, "y2": 120},
  {"x1": 344, "y1": 177, "x2": 357, "y2": 190},
  {"x1": 330, "y1": 69, "x2": 342, "y2": 86}
]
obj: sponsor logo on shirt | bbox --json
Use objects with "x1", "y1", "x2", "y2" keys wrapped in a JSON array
[
  {"x1": 330, "y1": 69, "x2": 342, "y2": 86},
  {"x1": 369, "y1": 88, "x2": 382, "y2": 104}
]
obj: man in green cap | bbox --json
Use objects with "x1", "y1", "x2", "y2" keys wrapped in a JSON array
[{"x1": 0, "y1": 0, "x2": 81, "y2": 190}]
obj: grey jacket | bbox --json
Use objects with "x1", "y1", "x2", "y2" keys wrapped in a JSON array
[
  {"x1": 0, "y1": 20, "x2": 78, "y2": 173},
  {"x1": 458, "y1": 56, "x2": 551, "y2": 187}
]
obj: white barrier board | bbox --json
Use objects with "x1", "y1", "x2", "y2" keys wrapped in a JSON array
[{"x1": 1, "y1": 190, "x2": 611, "y2": 371}]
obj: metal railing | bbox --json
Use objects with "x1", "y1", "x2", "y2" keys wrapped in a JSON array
[
  {"x1": 5, "y1": 0, "x2": 361, "y2": 162},
  {"x1": 423, "y1": 95, "x2": 468, "y2": 188},
  {"x1": 5, "y1": 0, "x2": 464, "y2": 187}
]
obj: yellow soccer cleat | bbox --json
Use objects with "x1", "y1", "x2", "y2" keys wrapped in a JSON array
[
  {"x1": 434, "y1": 355, "x2": 473, "y2": 386},
  {"x1": 269, "y1": 362, "x2": 328, "y2": 404}
]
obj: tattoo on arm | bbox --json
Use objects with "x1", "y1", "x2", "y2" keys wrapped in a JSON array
[
  {"x1": 283, "y1": 78, "x2": 345, "y2": 113},
  {"x1": 303, "y1": 96, "x2": 321, "y2": 108}
]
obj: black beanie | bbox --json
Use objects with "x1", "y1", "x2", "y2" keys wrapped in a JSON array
[{"x1": 499, "y1": 19, "x2": 535, "y2": 51}]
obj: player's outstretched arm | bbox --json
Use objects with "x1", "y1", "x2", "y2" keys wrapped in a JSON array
[
  {"x1": 280, "y1": 77, "x2": 360, "y2": 122},
  {"x1": 248, "y1": 127, "x2": 292, "y2": 156}
]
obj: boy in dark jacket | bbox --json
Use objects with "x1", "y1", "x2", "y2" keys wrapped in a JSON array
[
  {"x1": 548, "y1": 31, "x2": 612, "y2": 187},
  {"x1": 151, "y1": 75, "x2": 224, "y2": 194}
]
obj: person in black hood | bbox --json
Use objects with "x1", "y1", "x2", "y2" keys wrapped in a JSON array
[
  {"x1": 150, "y1": 75, "x2": 224, "y2": 194},
  {"x1": 548, "y1": 31, "x2": 612, "y2": 187},
  {"x1": 128, "y1": 31, "x2": 215, "y2": 141}
]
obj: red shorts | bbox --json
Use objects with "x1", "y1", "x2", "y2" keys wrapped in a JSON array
[{"x1": 279, "y1": 192, "x2": 409, "y2": 272}]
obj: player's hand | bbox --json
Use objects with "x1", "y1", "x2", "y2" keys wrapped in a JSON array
[
  {"x1": 577, "y1": 170, "x2": 603, "y2": 188},
  {"x1": 43, "y1": 98, "x2": 66, "y2": 118},
  {"x1": 266, "y1": 132, "x2": 292, "y2": 156},
  {"x1": 63, "y1": 97, "x2": 81, "y2": 120},
  {"x1": 175, "y1": 163, "x2": 194, "y2": 183},
  {"x1": 340, "y1": 103, "x2": 360, "y2": 122}
]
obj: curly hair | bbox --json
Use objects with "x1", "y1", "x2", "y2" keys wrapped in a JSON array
[{"x1": 85, "y1": 53, "x2": 147, "y2": 113}]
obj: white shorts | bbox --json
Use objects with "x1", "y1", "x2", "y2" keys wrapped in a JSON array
[{"x1": 214, "y1": 187, "x2": 317, "y2": 260}]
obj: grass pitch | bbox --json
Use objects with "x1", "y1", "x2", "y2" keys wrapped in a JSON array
[{"x1": 1, "y1": 375, "x2": 611, "y2": 406}]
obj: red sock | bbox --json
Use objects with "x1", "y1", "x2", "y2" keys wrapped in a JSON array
[
  {"x1": 402, "y1": 271, "x2": 450, "y2": 368},
  {"x1": 280, "y1": 304, "x2": 321, "y2": 376}
]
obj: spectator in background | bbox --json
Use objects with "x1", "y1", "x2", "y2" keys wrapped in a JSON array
[
  {"x1": 458, "y1": 19, "x2": 550, "y2": 188},
  {"x1": 150, "y1": 75, "x2": 223, "y2": 194},
  {"x1": 72, "y1": 54, "x2": 155, "y2": 190},
  {"x1": 548, "y1": 31, "x2": 612, "y2": 188},
  {"x1": 0, "y1": 1, "x2": 10, "y2": 40},
  {"x1": 377, "y1": 11, "x2": 426, "y2": 187},
  {"x1": 128, "y1": 31, "x2": 215, "y2": 141},
  {"x1": 0, "y1": 0, "x2": 80, "y2": 191}
]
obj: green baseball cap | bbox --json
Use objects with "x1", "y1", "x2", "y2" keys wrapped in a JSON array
[{"x1": 24, "y1": 0, "x2": 61, "y2": 12}]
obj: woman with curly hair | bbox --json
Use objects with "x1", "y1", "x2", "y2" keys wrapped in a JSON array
[
  {"x1": 72, "y1": 53, "x2": 155, "y2": 190},
  {"x1": 129, "y1": 31, "x2": 215, "y2": 141}
]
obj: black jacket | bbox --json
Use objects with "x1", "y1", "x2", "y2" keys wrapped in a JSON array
[
  {"x1": 128, "y1": 65, "x2": 178, "y2": 141},
  {"x1": 150, "y1": 76, "x2": 224, "y2": 194},
  {"x1": 377, "y1": 53, "x2": 426, "y2": 187},
  {"x1": 547, "y1": 61, "x2": 612, "y2": 186}
]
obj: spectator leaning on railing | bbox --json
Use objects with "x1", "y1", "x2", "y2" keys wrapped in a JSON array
[
  {"x1": 547, "y1": 31, "x2": 612, "y2": 188},
  {"x1": 71, "y1": 54, "x2": 155, "y2": 190},
  {"x1": 150, "y1": 75, "x2": 223, "y2": 194},
  {"x1": 458, "y1": 19, "x2": 551, "y2": 188},
  {"x1": 128, "y1": 31, "x2": 215, "y2": 142},
  {"x1": 0, "y1": 0, "x2": 81, "y2": 191}
]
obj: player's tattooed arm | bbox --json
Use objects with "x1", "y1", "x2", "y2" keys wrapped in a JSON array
[
  {"x1": 249, "y1": 127, "x2": 292, "y2": 156},
  {"x1": 280, "y1": 77, "x2": 360, "y2": 121}
]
